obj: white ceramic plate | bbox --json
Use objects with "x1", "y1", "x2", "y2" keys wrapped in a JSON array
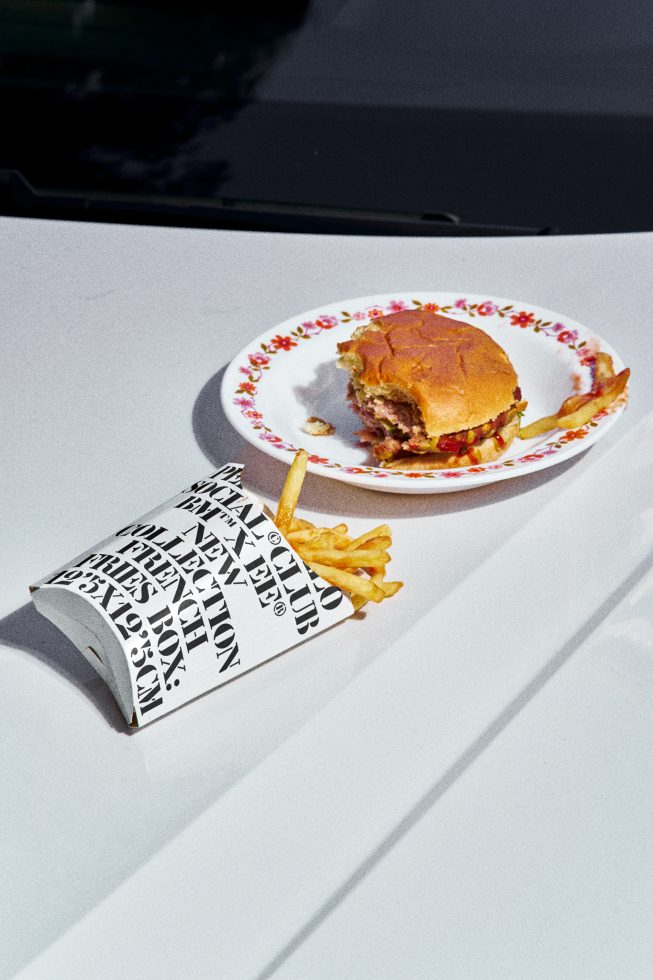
[{"x1": 221, "y1": 292, "x2": 628, "y2": 493}]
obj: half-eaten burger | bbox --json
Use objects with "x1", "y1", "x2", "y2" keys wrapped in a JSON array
[{"x1": 337, "y1": 309, "x2": 526, "y2": 469}]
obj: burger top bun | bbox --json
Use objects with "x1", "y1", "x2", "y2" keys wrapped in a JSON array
[{"x1": 337, "y1": 309, "x2": 519, "y2": 438}]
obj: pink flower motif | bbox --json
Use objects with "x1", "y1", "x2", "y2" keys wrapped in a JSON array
[
  {"x1": 249, "y1": 352, "x2": 270, "y2": 366},
  {"x1": 315, "y1": 315, "x2": 338, "y2": 328},
  {"x1": 552, "y1": 322, "x2": 566, "y2": 333},
  {"x1": 520, "y1": 453, "x2": 545, "y2": 462},
  {"x1": 240, "y1": 366, "x2": 253, "y2": 375},
  {"x1": 477, "y1": 301, "x2": 498, "y2": 316},
  {"x1": 301, "y1": 320, "x2": 316, "y2": 331},
  {"x1": 423, "y1": 302, "x2": 440, "y2": 312},
  {"x1": 234, "y1": 396, "x2": 254, "y2": 409},
  {"x1": 308, "y1": 454, "x2": 330, "y2": 464},
  {"x1": 442, "y1": 470, "x2": 463, "y2": 478},
  {"x1": 557, "y1": 330, "x2": 577, "y2": 344},
  {"x1": 261, "y1": 432, "x2": 283, "y2": 443},
  {"x1": 405, "y1": 472, "x2": 425, "y2": 478},
  {"x1": 387, "y1": 299, "x2": 408, "y2": 312},
  {"x1": 271, "y1": 334, "x2": 297, "y2": 351},
  {"x1": 237, "y1": 381, "x2": 256, "y2": 395},
  {"x1": 510, "y1": 311, "x2": 535, "y2": 328},
  {"x1": 245, "y1": 409, "x2": 263, "y2": 419},
  {"x1": 366, "y1": 307, "x2": 385, "y2": 318},
  {"x1": 352, "y1": 311, "x2": 367, "y2": 320},
  {"x1": 454, "y1": 298, "x2": 468, "y2": 309},
  {"x1": 467, "y1": 466, "x2": 486, "y2": 473},
  {"x1": 343, "y1": 466, "x2": 366, "y2": 474}
]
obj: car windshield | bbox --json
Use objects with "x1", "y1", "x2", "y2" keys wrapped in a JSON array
[{"x1": 1, "y1": 0, "x2": 651, "y2": 234}]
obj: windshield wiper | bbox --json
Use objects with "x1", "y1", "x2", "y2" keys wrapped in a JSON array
[{"x1": 0, "y1": 170, "x2": 555, "y2": 236}]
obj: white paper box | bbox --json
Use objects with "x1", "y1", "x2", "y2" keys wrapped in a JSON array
[{"x1": 30, "y1": 464, "x2": 354, "y2": 727}]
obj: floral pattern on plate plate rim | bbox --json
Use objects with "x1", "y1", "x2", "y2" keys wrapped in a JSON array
[{"x1": 230, "y1": 297, "x2": 626, "y2": 481}]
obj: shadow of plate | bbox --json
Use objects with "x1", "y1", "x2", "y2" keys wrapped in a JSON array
[{"x1": 192, "y1": 365, "x2": 585, "y2": 520}]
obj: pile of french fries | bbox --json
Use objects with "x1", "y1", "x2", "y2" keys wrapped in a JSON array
[
  {"x1": 519, "y1": 351, "x2": 630, "y2": 440},
  {"x1": 274, "y1": 450, "x2": 403, "y2": 611}
]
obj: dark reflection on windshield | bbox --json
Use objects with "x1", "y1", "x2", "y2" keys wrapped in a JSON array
[
  {"x1": 0, "y1": 0, "x2": 652, "y2": 233},
  {"x1": 0, "y1": 3, "x2": 310, "y2": 197}
]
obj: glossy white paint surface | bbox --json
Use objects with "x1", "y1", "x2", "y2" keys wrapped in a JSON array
[{"x1": 1, "y1": 219, "x2": 651, "y2": 979}]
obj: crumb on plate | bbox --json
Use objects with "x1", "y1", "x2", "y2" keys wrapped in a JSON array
[{"x1": 302, "y1": 416, "x2": 335, "y2": 436}]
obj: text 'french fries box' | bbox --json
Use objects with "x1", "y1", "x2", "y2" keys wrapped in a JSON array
[{"x1": 30, "y1": 464, "x2": 354, "y2": 728}]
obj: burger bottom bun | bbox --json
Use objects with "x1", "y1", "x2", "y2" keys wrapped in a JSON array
[{"x1": 382, "y1": 417, "x2": 520, "y2": 471}]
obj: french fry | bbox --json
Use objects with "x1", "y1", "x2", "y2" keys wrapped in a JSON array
[
  {"x1": 378, "y1": 581, "x2": 403, "y2": 597},
  {"x1": 313, "y1": 532, "x2": 339, "y2": 550},
  {"x1": 286, "y1": 528, "x2": 322, "y2": 543},
  {"x1": 297, "y1": 546, "x2": 390, "y2": 568},
  {"x1": 275, "y1": 450, "x2": 308, "y2": 533},
  {"x1": 350, "y1": 594, "x2": 369, "y2": 612},
  {"x1": 558, "y1": 392, "x2": 594, "y2": 417},
  {"x1": 347, "y1": 524, "x2": 392, "y2": 550},
  {"x1": 287, "y1": 528, "x2": 336, "y2": 547},
  {"x1": 289, "y1": 529, "x2": 356, "y2": 553},
  {"x1": 598, "y1": 367, "x2": 630, "y2": 398},
  {"x1": 348, "y1": 576, "x2": 402, "y2": 606},
  {"x1": 352, "y1": 535, "x2": 392, "y2": 552},
  {"x1": 518, "y1": 415, "x2": 560, "y2": 440},
  {"x1": 289, "y1": 517, "x2": 314, "y2": 532},
  {"x1": 557, "y1": 368, "x2": 630, "y2": 428},
  {"x1": 332, "y1": 534, "x2": 354, "y2": 549},
  {"x1": 304, "y1": 561, "x2": 386, "y2": 603},
  {"x1": 274, "y1": 450, "x2": 403, "y2": 610},
  {"x1": 519, "y1": 358, "x2": 629, "y2": 440},
  {"x1": 370, "y1": 569, "x2": 403, "y2": 598},
  {"x1": 594, "y1": 351, "x2": 615, "y2": 382}
]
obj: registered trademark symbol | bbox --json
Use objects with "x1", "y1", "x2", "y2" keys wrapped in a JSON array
[{"x1": 274, "y1": 601, "x2": 286, "y2": 617}]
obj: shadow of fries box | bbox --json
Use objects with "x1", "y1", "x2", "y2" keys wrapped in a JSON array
[{"x1": 30, "y1": 464, "x2": 353, "y2": 728}]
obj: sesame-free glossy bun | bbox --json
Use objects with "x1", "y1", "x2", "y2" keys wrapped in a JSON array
[{"x1": 337, "y1": 309, "x2": 519, "y2": 438}]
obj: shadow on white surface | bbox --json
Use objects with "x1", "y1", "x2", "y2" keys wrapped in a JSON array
[
  {"x1": 193, "y1": 364, "x2": 585, "y2": 518},
  {"x1": 0, "y1": 595, "x2": 375, "y2": 977},
  {"x1": 292, "y1": 357, "x2": 360, "y2": 456},
  {"x1": 192, "y1": 361, "x2": 592, "y2": 671},
  {"x1": 0, "y1": 603, "x2": 126, "y2": 732},
  {"x1": 192, "y1": 364, "x2": 250, "y2": 469}
]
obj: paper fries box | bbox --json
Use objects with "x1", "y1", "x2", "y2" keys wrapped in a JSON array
[{"x1": 30, "y1": 464, "x2": 354, "y2": 728}]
